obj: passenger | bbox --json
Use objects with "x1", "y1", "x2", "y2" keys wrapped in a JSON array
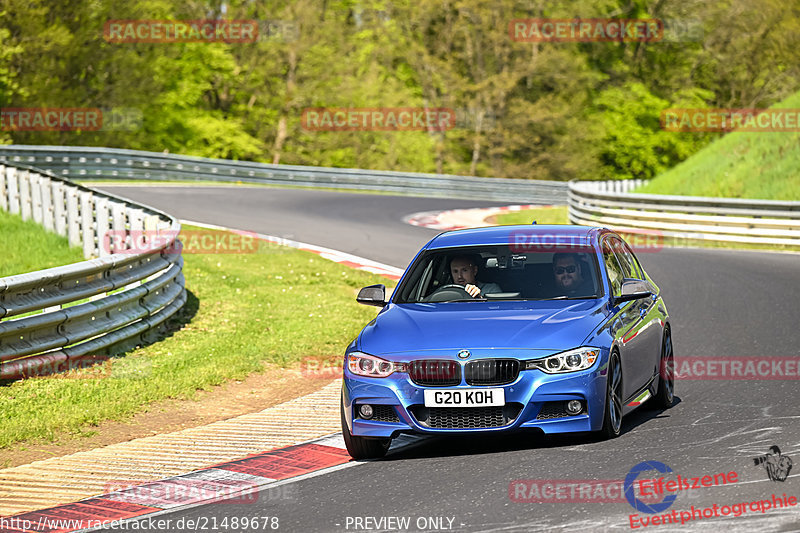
[{"x1": 552, "y1": 252, "x2": 593, "y2": 297}]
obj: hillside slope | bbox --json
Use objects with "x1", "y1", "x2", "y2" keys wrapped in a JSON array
[{"x1": 637, "y1": 91, "x2": 800, "y2": 200}]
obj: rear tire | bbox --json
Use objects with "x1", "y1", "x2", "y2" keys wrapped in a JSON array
[
  {"x1": 341, "y1": 394, "x2": 391, "y2": 460},
  {"x1": 650, "y1": 328, "x2": 674, "y2": 409},
  {"x1": 598, "y1": 351, "x2": 623, "y2": 439}
]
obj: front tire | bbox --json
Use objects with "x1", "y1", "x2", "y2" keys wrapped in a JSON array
[
  {"x1": 598, "y1": 351, "x2": 623, "y2": 439},
  {"x1": 341, "y1": 394, "x2": 391, "y2": 459},
  {"x1": 650, "y1": 328, "x2": 674, "y2": 409}
]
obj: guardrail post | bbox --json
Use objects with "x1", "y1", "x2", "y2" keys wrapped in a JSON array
[
  {"x1": 19, "y1": 169, "x2": 32, "y2": 220},
  {"x1": 0, "y1": 165, "x2": 6, "y2": 212},
  {"x1": 96, "y1": 198, "x2": 111, "y2": 256},
  {"x1": 31, "y1": 173, "x2": 44, "y2": 224},
  {"x1": 80, "y1": 191, "x2": 95, "y2": 258},
  {"x1": 66, "y1": 187, "x2": 81, "y2": 247},
  {"x1": 129, "y1": 208, "x2": 145, "y2": 252},
  {"x1": 40, "y1": 176, "x2": 54, "y2": 231},
  {"x1": 7, "y1": 166, "x2": 20, "y2": 214},
  {"x1": 112, "y1": 202, "x2": 128, "y2": 251},
  {"x1": 52, "y1": 181, "x2": 67, "y2": 237}
]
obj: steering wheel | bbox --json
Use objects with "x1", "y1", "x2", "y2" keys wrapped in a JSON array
[{"x1": 424, "y1": 284, "x2": 475, "y2": 302}]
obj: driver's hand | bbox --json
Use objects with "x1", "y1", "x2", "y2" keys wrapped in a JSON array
[{"x1": 464, "y1": 284, "x2": 481, "y2": 298}]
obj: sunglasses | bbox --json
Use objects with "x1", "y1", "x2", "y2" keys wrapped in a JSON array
[{"x1": 555, "y1": 265, "x2": 577, "y2": 275}]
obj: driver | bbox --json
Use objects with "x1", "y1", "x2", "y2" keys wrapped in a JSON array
[
  {"x1": 449, "y1": 255, "x2": 501, "y2": 298},
  {"x1": 552, "y1": 252, "x2": 593, "y2": 297}
]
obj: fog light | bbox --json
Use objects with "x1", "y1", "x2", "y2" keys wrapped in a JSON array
[
  {"x1": 359, "y1": 404, "x2": 374, "y2": 419},
  {"x1": 566, "y1": 400, "x2": 582, "y2": 415}
]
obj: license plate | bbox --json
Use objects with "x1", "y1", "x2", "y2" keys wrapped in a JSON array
[{"x1": 424, "y1": 388, "x2": 505, "y2": 407}]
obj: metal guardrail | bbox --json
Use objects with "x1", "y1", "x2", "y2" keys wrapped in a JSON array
[
  {"x1": 569, "y1": 180, "x2": 800, "y2": 246},
  {"x1": 0, "y1": 163, "x2": 187, "y2": 379},
  {"x1": 0, "y1": 145, "x2": 569, "y2": 204},
  {"x1": 2, "y1": 141, "x2": 794, "y2": 381}
]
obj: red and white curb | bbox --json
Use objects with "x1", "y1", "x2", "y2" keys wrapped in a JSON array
[
  {"x1": 2, "y1": 434, "x2": 424, "y2": 533},
  {"x1": 182, "y1": 220, "x2": 405, "y2": 281},
  {"x1": 404, "y1": 204, "x2": 542, "y2": 231},
  {"x1": 0, "y1": 222, "x2": 414, "y2": 531}
]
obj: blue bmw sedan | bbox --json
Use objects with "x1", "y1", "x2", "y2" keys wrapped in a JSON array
[{"x1": 341, "y1": 225, "x2": 674, "y2": 459}]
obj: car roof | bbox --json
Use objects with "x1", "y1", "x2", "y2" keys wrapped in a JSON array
[{"x1": 425, "y1": 224, "x2": 606, "y2": 250}]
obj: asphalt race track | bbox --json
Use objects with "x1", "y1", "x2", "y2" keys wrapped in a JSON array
[{"x1": 94, "y1": 185, "x2": 800, "y2": 533}]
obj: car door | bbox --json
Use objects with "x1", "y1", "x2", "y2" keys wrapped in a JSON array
[
  {"x1": 601, "y1": 237, "x2": 646, "y2": 401},
  {"x1": 614, "y1": 239, "x2": 663, "y2": 383},
  {"x1": 609, "y1": 236, "x2": 662, "y2": 394}
]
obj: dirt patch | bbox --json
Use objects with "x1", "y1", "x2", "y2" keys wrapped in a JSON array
[{"x1": 0, "y1": 364, "x2": 338, "y2": 470}]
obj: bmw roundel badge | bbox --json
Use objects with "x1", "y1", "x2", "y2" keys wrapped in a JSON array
[{"x1": 457, "y1": 350, "x2": 471, "y2": 359}]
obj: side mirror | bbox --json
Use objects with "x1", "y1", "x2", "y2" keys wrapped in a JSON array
[
  {"x1": 614, "y1": 279, "x2": 652, "y2": 305},
  {"x1": 357, "y1": 284, "x2": 386, "y2": 307}
]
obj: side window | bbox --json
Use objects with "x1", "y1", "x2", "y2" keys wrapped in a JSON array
[
  {"x1": 602, "y1": 239, "x2": 624, "y2": 297},
  {"x1": 622, "y1": 242, "x2": 645, "y2": 280},
  {"x1": 610, "y1": 237, "x2": 642, "y2": 280}
]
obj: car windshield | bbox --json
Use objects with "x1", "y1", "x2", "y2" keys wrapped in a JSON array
[{"x1": 394, "y1": 245, "x2": 602, "y2": 303}]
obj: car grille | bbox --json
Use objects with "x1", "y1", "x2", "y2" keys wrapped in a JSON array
[
  {"x1": 409, "y1": 403, "x2": 523, "y2": 429},
  {"x1": 536, "y1": 402, "x2": 569, "y2": 420},
  {"x1": 408, "y1": 360, "x2": 461, "y2": 387},
  {"x1": 369, "y1": 405, "x2": 400, "y2": 423},
  {"x1": 465, "y1": 359, "x2": 520, "y2": 385}
]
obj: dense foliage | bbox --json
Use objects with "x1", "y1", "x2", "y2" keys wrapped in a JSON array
[{"x1": 1, "y1": 0, "x2": 798, "y2": 180}]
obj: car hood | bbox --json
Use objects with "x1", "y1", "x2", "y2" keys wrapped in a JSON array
[{"x1": 358, "y1": 300, "x2": 609, "y2": 355}]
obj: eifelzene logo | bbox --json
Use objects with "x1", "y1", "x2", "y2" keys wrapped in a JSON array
[{"x1": 753, "y1": 446, "x2": 793, "y2": 482}]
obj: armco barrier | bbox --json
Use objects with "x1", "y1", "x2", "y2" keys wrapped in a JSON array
[
  {"x1": 569, "y1": 180, "x2": 800, "y2": 246},
  {"x1": 0, "y1": 145, "x2": 569, "y2": 204},
  {"x1": 0, "y1": 162, "x2": 186, "y2": 379}
]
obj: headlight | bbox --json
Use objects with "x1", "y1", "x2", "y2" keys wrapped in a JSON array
[
  {"x1": 525, "y1": 347, "x2": 600, "y2": 374},
  {"x1": 347, "y1": 352, "x2": 407, "y2": 378}
]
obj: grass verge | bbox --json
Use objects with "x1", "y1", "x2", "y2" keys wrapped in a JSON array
[
  {"x1": 0, "y1": 224, "x2": 394, "y2": 448},
  {"x1": 0, "y1": 210, "x2": 85, "y2": 276},
  {"x1": 488, "y1": 206, "x2": 568, "y2": 226}
]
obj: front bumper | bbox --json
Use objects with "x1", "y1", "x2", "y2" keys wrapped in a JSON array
[{"x1": 342, "y1": 352, "x2": 610, "y2": 438}]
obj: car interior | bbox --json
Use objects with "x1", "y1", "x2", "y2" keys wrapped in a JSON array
[{"x1": 398, "y1": 247, "x2": 601, "y2": 302}]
